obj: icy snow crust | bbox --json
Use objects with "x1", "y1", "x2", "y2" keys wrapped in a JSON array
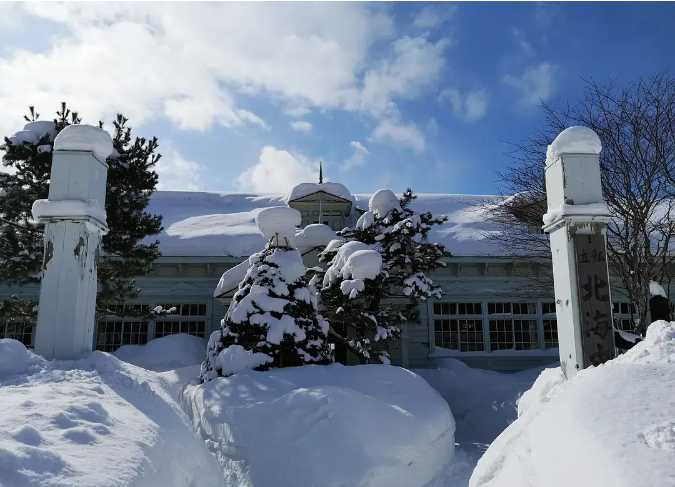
[
  {"x1": 183, "y1": 364, "x2": 455, "y2": 487},
  {"x1": 470, "y1": 321, "x2": 675, "y2": 487},
  {"x1": 0, "y1": 339, "x2": 222, "y2": 487},
  {"x1": 145, "y1": 191, "x2": 502, "y2": 257},
  {"x1": 53, "y1": 124, "x2": 114, "y2": 162}
]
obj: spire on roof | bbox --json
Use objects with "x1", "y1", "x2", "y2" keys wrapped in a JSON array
[{"x1": 319, "y1": 161, "x2": 323, "y2": 184}]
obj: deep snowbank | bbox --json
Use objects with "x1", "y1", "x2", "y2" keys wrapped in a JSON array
[
  {"x1": 114, "y1": 333, "x2": 205, "y2": 372},
  {"x1": 0, "y1": 339, "x2": 222, "y2": 487},
  {"x1": 470, "y1": 321, "x2": 675, "y2": 487},
  {"x1": 183, "y1": 364, "x2": 455, "y2": 487}
]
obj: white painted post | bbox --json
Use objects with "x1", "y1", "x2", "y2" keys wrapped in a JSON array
[
  {"x1": 32, "y1": 125, "x2": 113, "y2": 360},
  {"x1": 542, "y1": 126, "x2": 615, "y2": 378}
]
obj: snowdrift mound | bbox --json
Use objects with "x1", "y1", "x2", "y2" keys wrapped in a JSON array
[
  {"x1": 470, "y1": 321, "x2": 675, "y2": 487},
  {"x1": 114, "y1": 333, "x2": 206, "y2": 372},
  {"x1": 183, "y1": 364, "x2": 455, "y2": 487},
  {"x1": 0, "y1": 340, "x2": 222, "y2": 487}
]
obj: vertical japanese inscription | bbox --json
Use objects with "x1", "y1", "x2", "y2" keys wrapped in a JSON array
[{"x1": 574, "y1": 233, "x2": 615, "y2": 366}]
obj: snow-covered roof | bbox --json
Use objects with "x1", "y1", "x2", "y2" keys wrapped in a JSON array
[
  {"x1": 286, "y1": 182, "x2": 353, "y2": 203},
  {"x1": 145, "y1": 191, "x2": 504, "y2": 258}
]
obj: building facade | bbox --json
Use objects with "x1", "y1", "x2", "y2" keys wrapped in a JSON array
[{"x1": 0, "y1": 184, "x2": 646, "y2": 370}]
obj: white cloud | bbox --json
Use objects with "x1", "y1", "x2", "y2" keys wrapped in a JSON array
[
  {"x1": 361, "y1": 36, "x2": 449, "y2": 118},
  {"x1": 343, "y1": 140, "x2": 369, "y2": 170},
  {"x1": 155, "y1": 144, "x2": 204, "y2": 191},
  {"x1": 290, "y1": 120, "x2": 312, "y2": 133},
  {"x1": 236, "y1": 146, "x2": 318, "y2": 194},
  {"x1": 413, "y1": 5, "x2": 457, "y2": 30},
  {"x1": 0, "y1": 3, "x2": 397, "y2": 137},
  {"x1": 503, "y1": 63, "x2": 556, "y2": 108},
  {"x1": 440, "y1": 88, "x2": 489, "y2": 122},
  {"x1": 372, "y1": 119, "x2": 426, "y2": 153}
]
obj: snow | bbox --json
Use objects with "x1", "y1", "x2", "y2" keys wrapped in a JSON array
[
  {"x1": 213, "y1": 343, "x2": 272, "y2": 376},
  {"x1": 650, "y1": 280, "x2": 668, "y2": 298},
  {"x1": 213, "y1": 259, "x2": 249, "y2": 297},
  {"x1": 470, "y1": 320, "x2": 675, "y2": 487},
  {"x1": 286, "y1": 182, "x2": 353, "y2": 203},
  {"x1": 182, "y1": 364, "x2": 455, "y2": 487},
  {"x1": 322, "y1": 240, "x2": 372, "y2": 288},
  {"x1": 113, "y1": 334, "x2": 205, "y2": 372},
  {"x1": 255, "y1": 206, "x2": 301, "y2": 243},
  {"x1": 415, "y1": 358, "x2": 546, "y2": 485},
  {"x1": 343, "y1": 249, "x2": 382, "y2": 280},
  {"x1": 546, "y1": 125, "x2": 602, "y2": 162},
  {"x1": 294, "y1": 223, "x2": 336, "y2": 250},
  {"x1": 31, "y1": 198, "x2": 107, "y2": 226},
  {"x1": 369, "y1": 189, "x2": 401, "y2": 217},
  {"x1": 53, "y1": 124, "x2": 114, "y2": 162},
  {"x1": 0, "y1": 339, "x2": 223, "y2": 487},
  {"x1": 0, "y1": 339, "x2": 44, "y2": 377},
  {"x1": 7, "y1": 121, "x2": 56, "y2": 146},
  {"x1": 145, "y1": 191, "x2": 503, "y2": 257},
  {"x1": 542, "y1": 202, "x2": 610, "y2": 226}
]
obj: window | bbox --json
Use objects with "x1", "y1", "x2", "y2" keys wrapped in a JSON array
[
  {"x1": 433, "y1": 303, "x2": 483, "y2": 351},
  {"x1": 513, "y1": 320, "x2": 538, "y2": 349},
  {"x1": 612, "y1": 301, "x2": 637, "y2": 332},
  {"x1": 1, "y1": 321, "x2": 34, "y2": 348},
  {"x1": 488, "y1": 302, "x2": 536, "y2": 315},
  {"x1": 542, "y1": 302, "x2": 557, "y2": 315},
  {"x1": 96, "y1": 321, "x2": 148, "y2": 352},
  {"x1": 153, "y1": 302, "x2": 208, "y2": 339},
  {"x1": 543, "y1": 320, "x2": 558, "y2": 348},
  {"x1": 433, "y1": 302, "x2": 482, "y2": 316},
  {"x1": 489, "y1": 311, "x2": 538, "y2": 350}
]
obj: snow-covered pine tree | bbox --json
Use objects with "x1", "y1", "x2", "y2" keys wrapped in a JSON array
[
  {"x1": 201, "y1": 207, "x2": 331, "y2": 381},
  {"x1": 319, "y1": 188, "x2": 449, "y2": 364},
  {"x1": 0, "y1": 104, "x2": 162, "y2": 321},
  {"x1": 317, "y1": 239, "x2": 394, "y2": 364}
]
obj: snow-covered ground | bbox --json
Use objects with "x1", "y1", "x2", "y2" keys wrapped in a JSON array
[
  {"x1": 6, "y1": 324, "x2": 672, "y2": 487},
  {"x1": 415, "y1": 359, "x2": 546, "y2": 486},
  {"x1": 470, "y1": 320, "x2": 675, "y2": 487},
  {"x1": 183, "y1": 364, "x2": 456, "y2": 487},
  {"x1": 0, "y1": 337, "x2": 222, "y2": 487}
]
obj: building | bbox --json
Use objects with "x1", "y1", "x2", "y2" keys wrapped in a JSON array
[{"x1": 0, "y1": 181, "x2": 644, "y2": 370}]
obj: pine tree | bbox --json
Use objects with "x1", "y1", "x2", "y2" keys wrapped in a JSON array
[
  {"x1": 0, "y1": 103, "x2": 162, "y2": 321},
  {"x1": 201, "y1": 236, "x2": 331, "y2": 381},
  {"x1": 317, "y1": 240, "x2": 395, "y2": 364},
  {"x1": 318, "y1": 188, "x2": 449, "y2": 364}
]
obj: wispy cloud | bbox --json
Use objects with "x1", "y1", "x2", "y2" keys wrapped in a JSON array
[
  {"x1": 503, "y1": 62, "x2": 556, "y2": 108},
  {"x1": 290, "y1": 120, "x2": 312, "y2": 133},
  {"x1": 343, "y1": 140, "x2": 369, "y2": 170},
  {"x1": 440, "y1": 88, "x2": 489, "y2": 122},
  {"x1": 372, "y1": 119, "x2": 426, "y2": 153}
]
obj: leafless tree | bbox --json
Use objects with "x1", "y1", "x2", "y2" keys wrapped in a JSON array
[{"x1": 486, "y1": 74, "x2": 675, "y2": 333}]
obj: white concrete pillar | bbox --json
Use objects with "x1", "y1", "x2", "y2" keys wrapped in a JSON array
[
  {"x1": 32, "y1": 125, "x2": 113, "y2": 360},
  {"x1": 542, "y1": 126, "x2": 616, "y2": 378}
]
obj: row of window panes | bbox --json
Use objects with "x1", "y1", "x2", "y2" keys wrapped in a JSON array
[
  {"x1": 155, "y1": 320, "x2": 206, "y2": 339},
  {"x1": 433, "y1": 303, "x2": 482, "y2": 315},
  {"x1": 434, "y1": 318, "x2": 559, "y2": 351},
  {"x1": 434, "y1": 319, "x2": 483, "y2": 352},
  {"x1": 1, "y1": 322, "x2": 34, "y2": 348},
  {"x1": 157, "y1": 303, "x2": 207, "y2": 316},
  {"x1": 96, "y1": 320, "x2": 148, "y2": 352},
  {"x1": 613, "y1": 302, "x2": 636, "y2": 315},
  {"x1": 433, "y1": 302, "x2": 550, "y2": 316}
]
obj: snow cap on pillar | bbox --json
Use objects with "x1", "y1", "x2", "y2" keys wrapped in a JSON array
[
  {"x1": 546, "y1": 126, "x2": 602, "y2": 164},
  {"x1": 54, "y1": 124, "x2": 114, "y2": 162}
]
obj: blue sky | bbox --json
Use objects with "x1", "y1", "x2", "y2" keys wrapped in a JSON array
[{"x1": 1, "y1": 2, "x2": 673, "y2": 196}]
